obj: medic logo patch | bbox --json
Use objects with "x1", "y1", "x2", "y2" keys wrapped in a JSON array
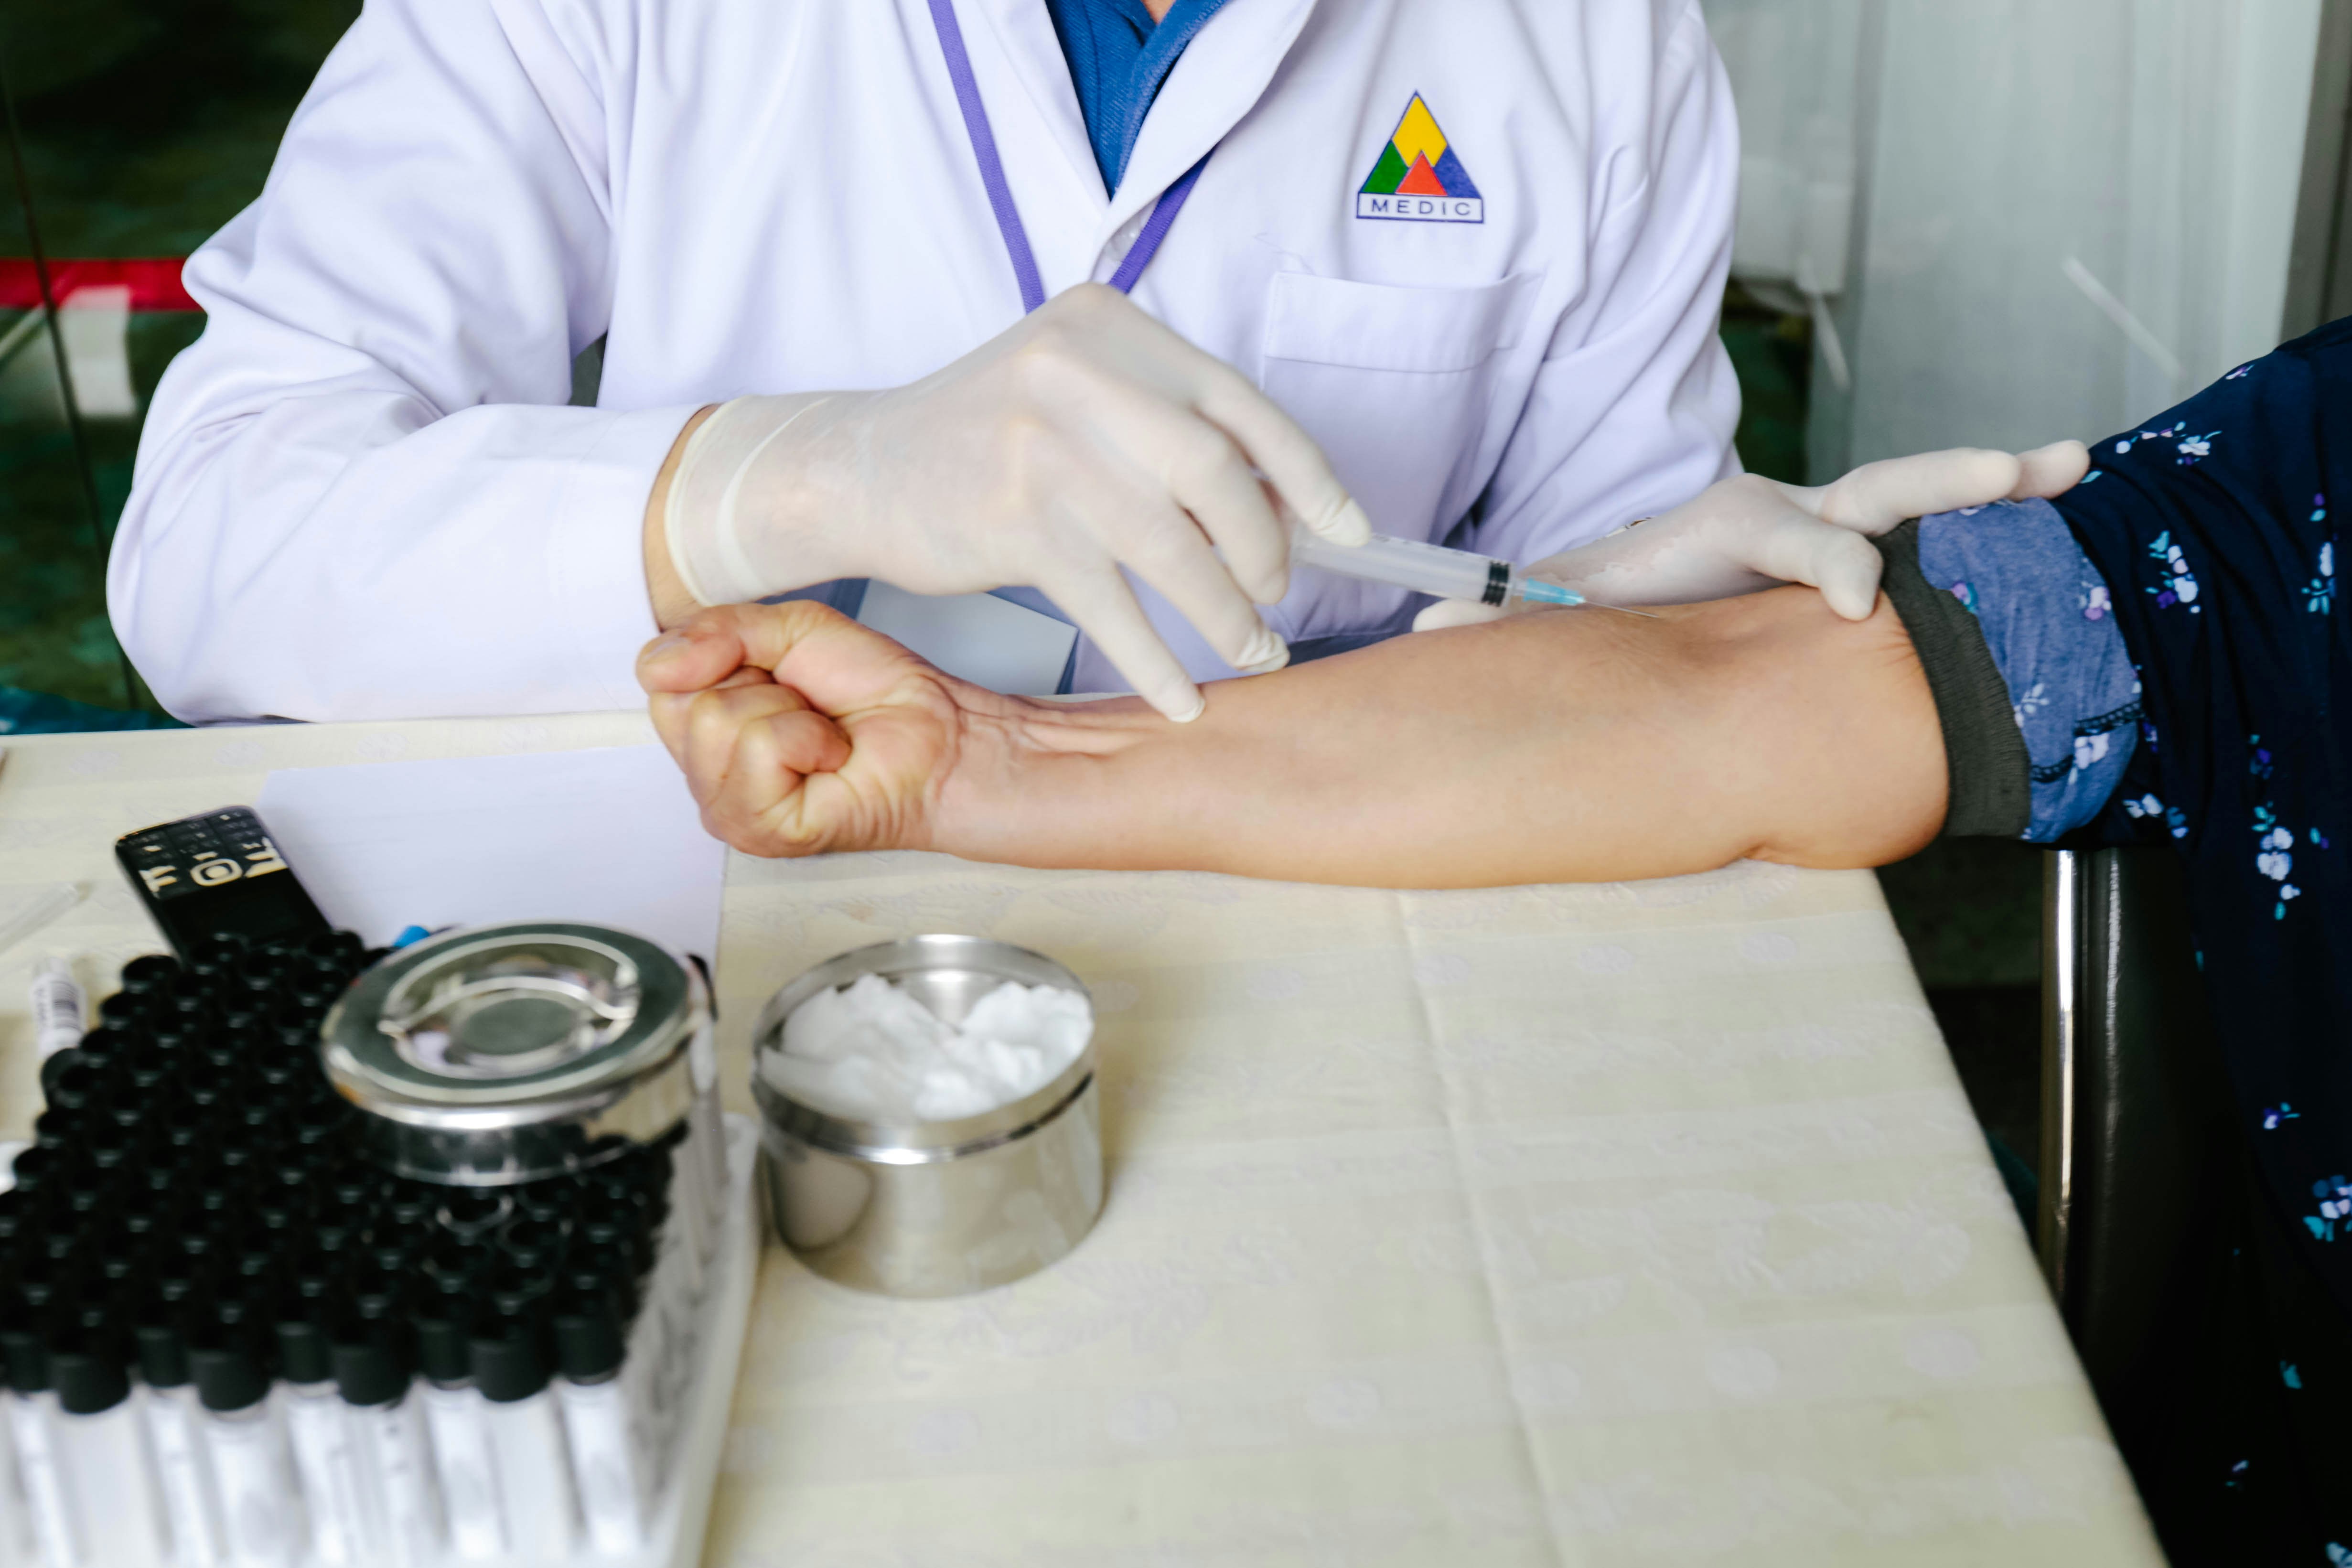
[{"x1": 1356, "y1": 94, "x2": 1483, "y2": 224}]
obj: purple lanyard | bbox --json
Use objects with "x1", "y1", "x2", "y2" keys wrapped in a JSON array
[{"x1": 926, "y1": 0, "x2": 1211, "y2": 313}]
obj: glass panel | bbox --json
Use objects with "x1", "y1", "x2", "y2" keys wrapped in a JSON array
[
  {"x1": 0, "y1": 1, "x2": 359, "y2": 732},
  {"x1": 1701, "y1": 0, "x2": 2323, "y2": 479}
]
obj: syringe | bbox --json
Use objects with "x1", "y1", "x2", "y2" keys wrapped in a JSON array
[{"x1": 1290, "y1": 526, "x2": 1643, "y2": 613}]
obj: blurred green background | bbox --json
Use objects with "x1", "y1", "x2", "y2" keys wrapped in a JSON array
[{"x1": 0, "y1": 0, "x2": 358, "y2": 729}]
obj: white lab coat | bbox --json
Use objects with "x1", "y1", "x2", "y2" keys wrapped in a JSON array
[{"x1": 112, "y1": 0, "x2": 1740, "y2": 722}]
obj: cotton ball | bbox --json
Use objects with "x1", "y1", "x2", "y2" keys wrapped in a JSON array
[
  {"x1": 783, "y1": 974, "x2": 948, "y2": 1062},
  {"x1": 776, "y1": 975, "x2": 1093, "y2": 1122}
]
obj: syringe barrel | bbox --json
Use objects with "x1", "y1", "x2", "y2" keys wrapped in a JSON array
[{"x1": 1290, "y1": 529, "x2": 1511, "y2": 605}]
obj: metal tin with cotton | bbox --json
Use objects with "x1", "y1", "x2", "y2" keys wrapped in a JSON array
[
  {"x1": 751, "y1": 935, "x2": 1104, "y2": 1297},
  {"x1": 322, "y1": 921, "x2": 720, "y2": 1186}
]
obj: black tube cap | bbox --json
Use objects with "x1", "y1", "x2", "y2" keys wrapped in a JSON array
[
  {"x1": 269, "y1": 1010, "x2": 323, "y2": 1050},
  {"x1": 187, "y1": 934, "x2": 249, "y2": 978},
  {"x1": 513, "y1": 1183, "x2": 573, "y2": 1226},
  {"x1": 31, "y1": 1109, "x2": 79, "y2": 1153},
  {"x1": 165, "y1": 973, "x2": 217, "y2": 1018},
  {"x1": 486, "y1": 1262, "x2": 551, "y2": 1322},
  {"x1": 189, "y1": 1342, "x2": 269, "y2": 1413},
  {"x1": 382, "y1": 1183, "x2": 435, "y2": 1230},
  {"x1": 152, "y1": 1252, "x2": 209, "y2": 1307},
  {"x1": 553, "y1": 1295, "x2": 625, "y2": 1382},
  {"x1": 96, "y1": 1230, "x2": 147, "y2": 1285},
  {"x1": 120, "y1": 1186, "x2": 170, "y2": 1238},
  {"x1": 275, "y1": 1317, "x2": 333, "y2": 1385},
  {"x1": 577, "y1": 1214, "x2": 652, "y2": 1275},
  {"x1": 1, "y1": 1328, "x2": 49, "y2": 1394},
  {"x1": 179, "y1": 1060, "x2": 235, "y2": 1108},
  {"x1": 97, "y1": 991, "x2": 154, "y2": 1027},
  {"x1": 305, "y1": 931, "x2": 365, "y2": 968},
  {"x1": 469, "y1": 1322, "x2": 549, "y2": 1403},
  {"x1": 330, "y1": 1171, "x2": 382, "y2": 1211},
  {"x1": 43, "y1": 1058, "x2": 105, "y2": 1115},
  {"x1": 289, "y1": 975, "x2": 345, "y2": 1010},
  {"x1": 331, "y1": 1338, "x2": 408, "y2": 1407},
  {"x1": 344, "y1": 1268, "x2": 406, "y2": 1328},
  {"x1": 294, "y1": 1100, "x2": 351, "y2": 1149},
  {"x1": 7, "y1": 1148, "x2": 57, "y2": 1200},
  {"x1": 499, "y1": 1219, "x2": 566, "y2": 1272},
  {"x1": 311, "y1": 1204, "x2": 367, "y2": 1255},
  {"x1": 119, "y1": 954, "x2": 182, "y2": 993},
  {"x1": 87, "y1": 1122, "x2": 140, "y2": 1172},
  {"x1": 412, "y1": 1307, "x2": 472, "y2": 1385},
  {"x1": 230, "y1": 1228, "x2": 281, "y2": 1287},
  {"x1": 52, "y1": 1341, "x2": 129, "y2": 1414},
  {"x1": 367, "y1": 1237, "x2": 416, "y2": 1276},
  {"x1": 136, "y1": 1320, "x2": 191, "y2": 1388},
  {"x1": 120, "y1": 1040, "x2": 178, "y2": 1091},
  {"x1": 254, "y1": 1051, "x2": 305, "y2": 1092},
  {"x1": 38, "y1": 1050, "x2": 92, "y2": 1106}
]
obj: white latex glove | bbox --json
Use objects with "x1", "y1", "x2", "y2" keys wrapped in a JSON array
[
  {"x1": 1413, "y1": 441, "x2": 2092, "y2": 631},
  {"x1": 662, "y1": 283, "x2": 1370, "y2": 721}
]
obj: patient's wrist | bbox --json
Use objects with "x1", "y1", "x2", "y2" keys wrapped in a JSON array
[{"x1": 929, "y1": 694, "x2": 1172, "y2": 867}]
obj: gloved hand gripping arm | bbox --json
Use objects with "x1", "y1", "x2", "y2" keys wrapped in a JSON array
[
  {"x1": 643, "y1": 284, "x2": 1371, "y2": 721},
  {"x1": 1414, "y1": 441, "x2": 2092, "y2": 630}
]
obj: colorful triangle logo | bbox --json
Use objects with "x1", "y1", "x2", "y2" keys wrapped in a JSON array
[{"x1": 1357, "y1": 95, "x2": 1483, "y2": 223}]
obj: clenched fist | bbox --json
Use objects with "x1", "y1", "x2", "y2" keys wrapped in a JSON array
[{"x1": 637, "y1": 603, "x2": 978, "y2": 858}]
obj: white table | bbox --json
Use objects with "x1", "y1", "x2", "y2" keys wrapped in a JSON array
[{"x1": 0, "y1": 717, "x2": 2161, "y2": 1566}]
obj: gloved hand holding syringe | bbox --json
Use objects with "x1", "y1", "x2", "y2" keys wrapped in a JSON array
[
  {"x1": 1286, "y1": 524, "x2": 1654, "y2": 616},
  {"x1": 1286, "y1": 439, "x2": 2097, "y2": 632}
]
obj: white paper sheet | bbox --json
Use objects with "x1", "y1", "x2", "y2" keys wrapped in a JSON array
[{"x1": 255, "y1": 745, "x2": 725, "y2": 959}]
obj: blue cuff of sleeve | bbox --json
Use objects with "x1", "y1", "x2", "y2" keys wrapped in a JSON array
[{"x1": 1915, "y1": 498, "x2": 2140, "y2": 841}]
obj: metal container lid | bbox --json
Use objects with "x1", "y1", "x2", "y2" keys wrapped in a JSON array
[
  {"x1": 750, "y1": 934, "x2": 1095, "y2": 1163},
  {"x1": 322, "y1": 922, "x2": 705, "y2": 1186}
]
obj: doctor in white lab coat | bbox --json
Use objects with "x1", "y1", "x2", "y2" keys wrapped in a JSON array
[{"x1": 111, "y1": 0, "x2": 1741, "y2": 724}]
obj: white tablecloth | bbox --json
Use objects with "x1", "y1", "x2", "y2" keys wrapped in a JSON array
[{"x1": 0, "y1": 717, "x2": 2161, "y2": 1566}]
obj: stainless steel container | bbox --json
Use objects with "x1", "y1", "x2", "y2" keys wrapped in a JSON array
[
  {"x1": 322, "y1": 922, "x2": 717, "y2": 1186},
  {"x1": 751, "y1": 935, "x2": 1104, "y2": 1297}
]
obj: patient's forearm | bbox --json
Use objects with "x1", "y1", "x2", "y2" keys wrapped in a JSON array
[{"x1": 937, "y1": 587, "x2": 1949, "y2": 888}]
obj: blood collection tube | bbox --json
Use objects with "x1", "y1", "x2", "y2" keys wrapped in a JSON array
[
  {"x1": 578, "y1": 1203, "x2": 677, "y2": 1438},
  {"x1": 136, "y1": 1314, "x2": 225, "y2": 1568},
  {"x1": 331, "y1": 1336, "x2": 440, "y2": 1568},
  {"x1": 190, "y1": 1336, "x2": 300, "y2": 1568},
  {"x1": 276, "y1": 1320, "x2": 366, "y2": 1566},
  {"x1": 554, "y1": 1289, "x2": 649, "y2": 1553},
  {"x1": 0, "y1": 1381, "x2": 29, "y2": 1568},
  {"x1": 49, "y1": 1335, "x2": 169, "y2": 1567},
  {"x1": 1, "y1": 1362, "x2": 75, "y2": 1568},
  {"x1": 3, "y1": 1264, "x2": 76, "y2": 1568},
  {"x1": 414, "y1": 1307, "x2": 505, "y2": 1561},
  {"x1": 470, "y1": 1320, "x2": 579, "y2": 1563}
]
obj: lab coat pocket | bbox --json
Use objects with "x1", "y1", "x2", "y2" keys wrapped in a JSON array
[{"x1": 1260, "y1": 272, "x2": 1539, "y2": 564}]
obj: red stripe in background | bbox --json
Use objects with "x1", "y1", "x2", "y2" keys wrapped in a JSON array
[{"x1": 0, "y1": 258, "x2": 199, "y2": 312}]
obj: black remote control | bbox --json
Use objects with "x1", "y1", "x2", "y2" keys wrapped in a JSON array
[{"x1": 115, "y1": 805, "x2": 332, "y2": 958}]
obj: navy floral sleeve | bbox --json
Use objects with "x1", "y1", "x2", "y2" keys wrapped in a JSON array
[
  {"x1": 2046, "y1": 316, "x2": 2352, "y2": 1551},
  {"x1": 2058, "y1": 325, "x2": 2349, "y2": 1265}
]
